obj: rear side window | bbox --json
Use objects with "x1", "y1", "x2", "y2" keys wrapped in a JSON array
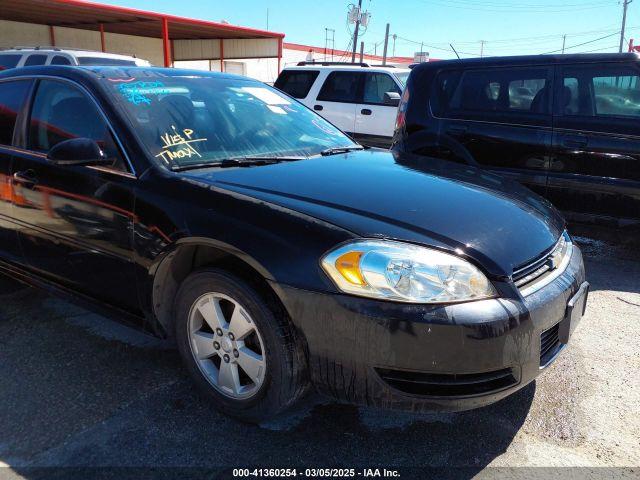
[
  {"x1": 0, "y1": 55, "x2": 21, "y2": 71},
  {"x1": 448, "y1": 68, "x2": 550, "y2": 115},
  {"x1": 317, "y1": 72, "x2": 362, "y2": 103},
  {"x1": 0, "y1": 80, "x2": 32, "y2": 146},
  {"x1": 362, "y1": 73, "x2": 400, "y2": 105},
  {"x1": 274, "y1": 70, "x2": 319, "y2": 99},
  {"x1": 24, "y1": 55, "x2": 47, "y2": 66},
  {"x1": 560, "y1": 65, "x2": 640, "y2": 119},
  {"x1": 50, "y1": 55, "x2": 72, "y2": 65},
  {"x1": 77, "y1": 57, "x2": 136, "y2": 66}
]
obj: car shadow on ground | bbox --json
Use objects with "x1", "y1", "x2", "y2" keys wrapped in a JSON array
[{"x1": 0, "y1": 277, "x2": 535, "y2": 478}]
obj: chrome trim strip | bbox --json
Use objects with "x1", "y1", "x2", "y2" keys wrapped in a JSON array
[{"x1": 518, "y1": 234, "x2": 573, "y2": 297}]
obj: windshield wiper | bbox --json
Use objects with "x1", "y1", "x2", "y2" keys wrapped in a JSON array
[
  {"x1": 170, "y1": 156, "x2": 306, "y2": 172},
  {"x1": 320, "y1": 146, "x2": 366, "y2": 156}
]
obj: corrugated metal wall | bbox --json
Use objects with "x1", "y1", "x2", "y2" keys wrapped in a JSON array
[
  {"x1": 0, "y1": 19, "x2": 164, "y2": 64},
  {"x1": 104, "y1": 32, "x2": 163, "y2": 65},
  {"x1": 173, "y1": 38, "x2": 278, "y2": 60},
  {"x1": 0, "y1": 20, "x2": 50, "y2": 48}
]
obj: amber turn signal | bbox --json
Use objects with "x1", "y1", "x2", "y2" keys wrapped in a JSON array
[{"x1": 335, "y1": 251, "x2": 366, "y2": 286}]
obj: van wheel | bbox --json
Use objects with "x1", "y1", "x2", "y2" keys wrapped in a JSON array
[{"x1": 174, "y1": 268, "x2": 308, "y2": 423}]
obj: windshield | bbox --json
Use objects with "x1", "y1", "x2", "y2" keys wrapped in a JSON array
[
  {"x1": 395, "y1": 71, "x2": 410, "y2": 86},
  {"x1": 104, "y1": 75, "x2": 356, "y2": 169}
]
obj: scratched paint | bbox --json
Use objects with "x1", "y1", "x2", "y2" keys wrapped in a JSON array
[{"x1": 155, "y1": 126, "x2": 207, "y2": 164}]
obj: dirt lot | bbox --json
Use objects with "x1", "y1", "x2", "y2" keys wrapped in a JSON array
[{"x1": 0, "y1": 229, "x2": 638, "y2": 479}]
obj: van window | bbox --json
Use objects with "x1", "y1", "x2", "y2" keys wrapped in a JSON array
[
  {"x1": 77, "y1": 57, "x2": 137, "y2": 66},
  {"x1": 560, "y1": 65, "x2": 640, "y2": 119},
  {"x1": 593, "y1": 74, "x2": 640, "y2": 117},
  {"x1": 24, "y1": 55, "x2": 47, "y2": 66},
  {"x1": 50, "y1": 55, "x2": 72, "y2": 65},
  {"x1": 274, "y1": 70, "x2": 319, "y2": 99},
  {"x1": 447, "y1": 68, "x2": 550, "y2": 115},
  {"x1": 0, "y1": 80, "x2": 32, "y2": 145},
  {"x1": 362, "y1": 73, "x2": 400, "y2": 105},
  {"x1": 0, "y1": 55, "x2": 21, "y2": 71},
  {"x1": 317, "y1": 72, "x2": 362, "y2": 103}
]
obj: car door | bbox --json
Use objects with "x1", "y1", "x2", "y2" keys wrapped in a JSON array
[
  {"x1": 355, "y1": 72, "x2": 402, "y2": 147},
  {"x1": 10, "y1": 78, "x2": 139, "y2": 311},
  {"x1": 433, "y1": 66, "x2": 554, "y2": 198},
  {"x1": 0, "y1": 78, "x2": 33, "y2": 266},
  {"x1": 549, "y1": 63, "x2": 640, "y2": 226},
  {"x1": 312, "y1": 71, "x2": 361, "y2": 136}
]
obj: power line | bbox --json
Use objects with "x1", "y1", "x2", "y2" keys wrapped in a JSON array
[{"x1": 540, "y1": 31, "x2": 620, "y2": 54}]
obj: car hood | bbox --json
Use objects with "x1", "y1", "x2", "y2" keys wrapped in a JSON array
[{"x1": 181, "y1": 150, "x2": 565, "y2": 277}]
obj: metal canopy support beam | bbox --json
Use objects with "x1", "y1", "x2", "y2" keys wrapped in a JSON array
[
  {"x1": 220, "y1": 38, "x2": 224, "y2": 72},
  {"x1": 99, "y1": 23, "x2": 106, "y2": 52},
  {"x1": 49, "y1": 25, "x2": 55, "y2": 46},
  {"x1": 161, "y1": 17, "x2": 171, "y2": 67},
  {"x1": 277, "y1": 37, "x2": 282, "y2": 73}
]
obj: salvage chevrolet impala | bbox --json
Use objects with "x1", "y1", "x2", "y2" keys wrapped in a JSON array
[{"x1": 0, "y1": 66, "x2": 588, "y2": 422}]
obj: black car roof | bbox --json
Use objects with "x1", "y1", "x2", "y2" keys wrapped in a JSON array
[
  {"x1": 0, "y1": 65, "x2": 252, "y2": 83},
  {"x1": 412, "y1": 52, "x2": 640, "y2": 73}
]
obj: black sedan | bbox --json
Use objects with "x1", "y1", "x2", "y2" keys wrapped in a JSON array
[{"x1": 0, "y1": 66, "x2": 588, "y2": 422}]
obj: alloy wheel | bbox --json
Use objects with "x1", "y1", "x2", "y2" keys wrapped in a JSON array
[{"x1": 187, "y1": 292, "x2": 266, "y2": 400}]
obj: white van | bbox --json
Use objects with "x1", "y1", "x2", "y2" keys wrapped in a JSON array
[
  {"x1": 274, "y1": 62, "x2": 410, "y2": 147},
  {"x1": 0, "y1": 47, "x2": 151, "y2": 70}
]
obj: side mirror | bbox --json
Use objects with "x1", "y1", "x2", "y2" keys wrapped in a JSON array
[
  {"x1": 384, "y1": 91, "x2": 401, "y2": 107},
  {"x1": 47, "y1": 138, "x2": 110, "y2": 166}
]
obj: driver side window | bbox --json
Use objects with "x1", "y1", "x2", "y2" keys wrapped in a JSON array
[{"x1": 28, "y1": 80, "x2": 126, "y2": 172}]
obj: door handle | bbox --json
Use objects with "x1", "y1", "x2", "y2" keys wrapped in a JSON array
[
  {"x1": 13, "y1": 169, "x2": 38, "y2": 188},
  {"x1": 361, "y1": 108, "x2": 372, "y2": 115},
  {"x1": 314, "y1": 105, "x2": 323, "y2": 111},
  {"x1": 447, "y1": 125, "x2": 468, "y2": 135},
  {"x1": 561, "y1": 134, "x2": 588, "y2": 148}
]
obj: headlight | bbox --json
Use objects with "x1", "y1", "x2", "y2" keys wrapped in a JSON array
[{"x1": 321, "y1": 240, "x2": 497, "y2": 303}]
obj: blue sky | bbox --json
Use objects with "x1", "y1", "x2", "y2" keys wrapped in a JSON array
[{"x1": 99, "y1": 0, "x2": 639, "y2": 59}]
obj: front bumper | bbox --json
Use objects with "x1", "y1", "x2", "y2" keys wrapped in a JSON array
[{"x1": 273, "y1": 245, "x2": 586, "y2": 412}]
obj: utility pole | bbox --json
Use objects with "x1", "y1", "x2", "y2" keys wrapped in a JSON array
[
  {"x1": 266, "y1": 8, "x2": 269, "y2": 30},
  {"x1": 620, "y1": 0, "x2": 633, "y2": 53},
  {"x1": 480, "y1": 40, "x2": 486, "y2": 57},
  {"x1": 359, "y1": 41, "x2": 364, "y2": 63},
  {"x1": 382, "y1": 23, "x2": 390, "y2": 65},
  {"x1": 561, "y1": 34, "x2": 566, "y2": 54},
  {"x1": 351, "y1": 0, "x2": 363, "y2": 63}
]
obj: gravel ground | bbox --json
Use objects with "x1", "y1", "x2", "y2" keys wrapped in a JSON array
[{"x1": 0, "y1": 230, "x2": 638, "y2": 479}]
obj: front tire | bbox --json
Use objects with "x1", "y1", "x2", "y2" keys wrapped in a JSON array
[{"x1": 174, "y1": 268, "x2": 308, "y2": 422}]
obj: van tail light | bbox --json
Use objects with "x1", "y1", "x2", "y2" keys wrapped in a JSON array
[{"x1": 395, "y1": 88, "x2": 410, "y2": 131}]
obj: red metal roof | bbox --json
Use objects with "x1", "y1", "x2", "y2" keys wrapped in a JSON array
[
  {"x1": 0, "y1": 0, "x2": 285, "y2": 39},
  {"x1": 284, "y1": 42, "x2": 415, "y2": 64}
]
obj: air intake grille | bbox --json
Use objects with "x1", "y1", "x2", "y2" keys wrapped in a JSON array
[
  {"x1": 540, "y1": 323, "x2": 561, "y2": 366},
  {"x1": 513, "y1": 232, "x2": 571, "y2": 295},
  {"x1": 375, "y1": 367, "x2": 517, "y2": 397}
]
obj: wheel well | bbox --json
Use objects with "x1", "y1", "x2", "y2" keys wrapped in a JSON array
[{"x1": 152, "y1": 243, "x2": 286, "y2": 339}]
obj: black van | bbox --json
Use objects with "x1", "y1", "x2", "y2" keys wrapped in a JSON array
[{"x1": 392, "y1": 53, "x2": 640, "y2": 228}]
